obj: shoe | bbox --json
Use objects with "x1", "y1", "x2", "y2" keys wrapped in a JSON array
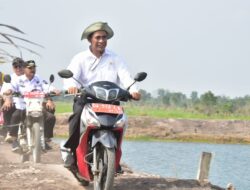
[
  {"x1": 12, "y1": 140, "x2": 21, "y2": 153},
  {"x1": 75, "y1": 172, "x2": 89, "y2": 186},
  {"x1": 60, "y1": 141, "x2": 75, "y2": 168},
  {"x1": 116, "y1": 164, "x2": 124, "y2": 174},
  {"x1": 45, "y1": 142, "x2": 52, "y2": 150},
  {"x1": 5, "y1": 133, "x2": 16, "y2": 143},
  {"x1": 45, "y1": 138, "x2": 52, "y2": 143}
]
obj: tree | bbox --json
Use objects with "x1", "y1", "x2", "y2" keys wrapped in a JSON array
[
  {"x1": 0, "y1": 24, "x2": 43, "y2": 64},
  {"x1": 190, "y1": 91, "x2": 199, "y2": 103},
  {"x1": 200, "y1": 91, "x2": 217, "y2": 106},
  {"x1": 200, "y1": 91, "x2": 217, "y2": 115},
  {"x1": 170, "y1": 92, "x2": 187, "y2": 107},
  {"x1": 139, "y1": 89, "x2": 151, "y2": 102}
]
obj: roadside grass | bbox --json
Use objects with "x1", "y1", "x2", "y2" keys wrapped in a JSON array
[
  {"x1": 55, "y1": 101, "x2": 250, "y2": 120},
  {"x1": 125, "y1": 135, "x2": 250, "y2": 144},
  {"x1": 55, "y1": 102, "x2": 72, "y2": 113}
]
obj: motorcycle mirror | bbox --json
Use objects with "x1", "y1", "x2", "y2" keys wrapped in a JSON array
[
  {"x1": 3, "y1": 74, "x2": 11, "y2": 83},
  {"x1": 49, "y1": 74, "x2": 55, "y2": 83},
  {"x1": 134, "y1": 72, "x2": 147, "y2": 82},
  {"x1": 127, "y1": 72, "x2": 147, "y2": 91},
  {"x1": 58, "y1": 69, "x2": 73, "y2": 79}
]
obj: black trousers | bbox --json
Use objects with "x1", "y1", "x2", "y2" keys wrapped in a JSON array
[
  {"x1": 3, "y1": 106, "x2": 16, "y2": 127},
  {"x1": 64, "y1": 96, "x2": 85, "y2": 152},
  {"x1": 8, "y1": 108, "x2": 55, "y2": 138}
]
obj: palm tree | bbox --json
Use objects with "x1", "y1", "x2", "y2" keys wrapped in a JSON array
[{"x1": 0, "y1": 24, "x2": 43, "y2": 64}]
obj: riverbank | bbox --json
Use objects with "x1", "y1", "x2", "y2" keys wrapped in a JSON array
[{"x1": 55, "y1": 114, "x2": 250, "y2": 144}]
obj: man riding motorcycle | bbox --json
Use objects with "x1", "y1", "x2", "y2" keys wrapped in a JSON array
[
  {"x1": 2, "y1": 60, "x2": 59, "y2": 152},
  {"x1": 1, "y1": 58, "x2": 25, "y2": 147},
  {"x1": 62, "y1": 21, "x2": 141, "y2": 171}
]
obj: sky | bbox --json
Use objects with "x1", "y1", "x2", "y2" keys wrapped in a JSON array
[{"x1": 1, "y1": 0, "x2": 250, "y2": 98}]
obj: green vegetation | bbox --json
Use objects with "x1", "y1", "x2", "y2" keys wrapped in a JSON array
[
  {"x1": 55, "y1": 101, "x2": 250, "y2": 120},
  {"x1": 54, "y1": 88, "x2": 250, "y2": 120},
  {"x1": 125, "y1": 135, "x2": 250, "y2": 144},
  {"x1": 55, "y1": 102, "x2": 72, "y2": 113}
]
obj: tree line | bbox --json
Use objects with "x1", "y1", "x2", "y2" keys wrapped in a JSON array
[
  {"x1": 137, "y1": 89, "x2": 250, "y2": 116},
  {"x1": 54, "y1": 88, "x2": 250, "y2": 116}
]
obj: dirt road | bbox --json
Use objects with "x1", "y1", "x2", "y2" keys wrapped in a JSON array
[{"x1": 0, "y1": 135, "x2": 225, "y2": 190}]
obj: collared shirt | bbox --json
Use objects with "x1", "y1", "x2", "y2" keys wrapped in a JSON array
[
  {"x1": 63, "y1": 48, "x2": 138, "y2": 93},
  {"x1": 8, "y1": 74, "x2": 54, "y2": 110}
]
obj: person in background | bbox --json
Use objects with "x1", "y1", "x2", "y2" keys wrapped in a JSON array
[
  {"x1": 0, "y1": 58, "x2": 25, "y2": 143},
  {"x1": 2, "y1": 60, "x2": 59, "y2": 152},
  {"x1": 62, "y1": 21, "x2": 141, "y2": 171},
  {"x1": 0, "y1": 71, "x2": 4, "y2": 91},
  {"x1": 0, "y1": 71, "x2": 5, "y2": 127}
]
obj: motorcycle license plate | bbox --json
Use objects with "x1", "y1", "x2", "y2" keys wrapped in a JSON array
[
  {"x1": 92, "y1": 103, "x2": 123, "y2": 114},
  {"x1": 23, "y1": 91, "x2": 45, "y2": 98}
]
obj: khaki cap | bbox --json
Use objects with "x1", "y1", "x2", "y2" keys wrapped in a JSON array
[{"x1": 24, "y1": 60, "x2": 36, "y2": 68}]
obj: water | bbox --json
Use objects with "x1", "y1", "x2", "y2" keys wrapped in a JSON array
[
  {"x1": 121, "y1": 141, "x2": 250, "y2": 190},
  {"x1": 56, "y1": 137, "x2": 250, "y2": 190}
]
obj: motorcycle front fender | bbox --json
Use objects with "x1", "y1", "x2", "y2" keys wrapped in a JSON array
[{"x1": 91, "y1": 130, "x2": 117, "y2": 148}]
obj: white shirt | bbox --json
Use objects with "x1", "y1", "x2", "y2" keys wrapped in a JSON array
[
  {"x1": 0, "y1": 73, "x2": 20, "y2": 94},
  {"x1": 64, "y1": 49, "x2": 138, "y2": 93},
  {"x1": 0, "y1": 73, "x2": 23, "y2": 108},
  {"x1": 8, "y1": 74, "x2": 55, "y2": 110}
]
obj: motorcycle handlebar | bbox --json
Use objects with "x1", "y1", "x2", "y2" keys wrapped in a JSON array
[
  {"x1": 11, "y1": 91, "x2": 58, "y2": 99},
  {"x1": 64, "y1": 88, "x2": 133, "y2": 102}
]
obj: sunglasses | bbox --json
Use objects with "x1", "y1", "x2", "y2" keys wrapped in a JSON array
[{"x1": 13, "y1": 65, "x2": 23, "y2": 69}]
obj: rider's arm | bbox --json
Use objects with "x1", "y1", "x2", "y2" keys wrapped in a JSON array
[
  {"x1": 115, "y1": 56, "x2": 141, "y2": 100},
  {"x1": 0, "y1": 82, "x2": 14, "y2": 111}
]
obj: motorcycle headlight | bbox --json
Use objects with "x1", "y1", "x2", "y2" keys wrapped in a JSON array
[
  {"x1": 93, "y1": 86, "x2": 119, "y2": 101},
  {"x1": 81, "y1": 105, "x2": 100, "y2": 127},
  {"x1": 115, "y1": 114, "x2": 127, "y2": 128},
  {"x1": 94, "y1": 87, "x2": 106, "y2": 100}
]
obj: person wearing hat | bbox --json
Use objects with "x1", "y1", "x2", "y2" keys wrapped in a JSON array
[
  {"x1": 62, "y1": 21, "x2": 141, "y2": 171},
  {"x1": 3, "y1": 60, "x2": 59, "y2": 151},
  {"x1": 1, "y1": 57, "x2": 25, "y2": 145}
]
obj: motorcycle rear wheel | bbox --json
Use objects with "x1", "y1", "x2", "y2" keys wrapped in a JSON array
[{"x1": 93, "y1": 146, "x2": 115, "y2": 190}]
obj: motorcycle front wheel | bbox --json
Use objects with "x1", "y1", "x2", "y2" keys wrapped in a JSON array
[
  {"x1": 32, "y1": 122, "x2": 41, "y2": 163},
  {"x1": 93, "y1": 145, "x2": 115, "y2": 190}
]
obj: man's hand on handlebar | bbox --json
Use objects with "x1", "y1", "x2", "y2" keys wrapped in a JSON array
[
  {"x1": 68, "y1": 87, "x2": 78, "y2": 94},
  {"x1": 131, "y1": 92, "x2": 141, "y2": 101}
]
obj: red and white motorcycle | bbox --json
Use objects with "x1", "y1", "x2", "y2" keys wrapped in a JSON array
[{"x1": 58, "y1": 70, "x2": 147, "y2": 190}]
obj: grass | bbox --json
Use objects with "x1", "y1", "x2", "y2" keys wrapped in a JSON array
[
  {"x1": 54, "y1": 101, "x2": 250, "y2": 120},
  {"x1": 55, "y1": 102, "x2": 72, "y2": 113},
  {"x1": 54, "y1": 101, "x2": 250, "y2": 144},
  {"x1": 125, "y1": 135, "x2": 250, "y2": 144}
]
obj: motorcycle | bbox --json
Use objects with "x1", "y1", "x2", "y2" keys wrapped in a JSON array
[
  {"x1": 58, "y1": 69, "x2": 147, "y2": 190},
  {"x1": 3, "y1": 74, "x2": 56, "y2": 163}
]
